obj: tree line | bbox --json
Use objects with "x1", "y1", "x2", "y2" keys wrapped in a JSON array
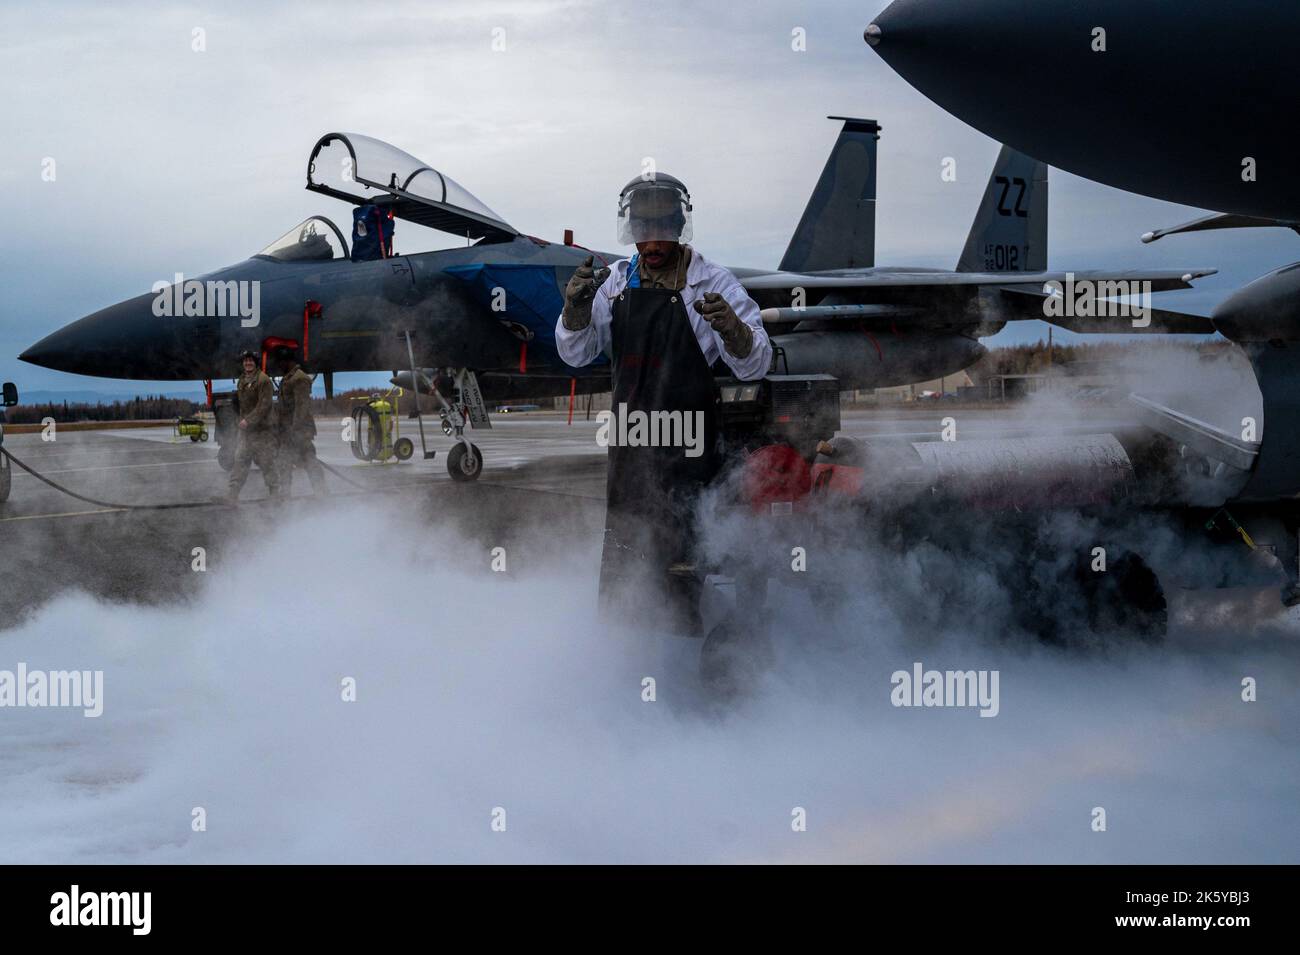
[
  {"x1": 964, "y1": 338, "x2": 1231, "y2": 383},
  {"x1": 3, "y1": 396, "x2": 203, "y2": 424},
  {"x1": 6, "y1": 340, "x2": 1230, "y2": 422}
]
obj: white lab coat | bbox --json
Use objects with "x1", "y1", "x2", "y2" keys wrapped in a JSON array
[{"x1": 554, "y1": 247, "x2": 772, "y2": 381}]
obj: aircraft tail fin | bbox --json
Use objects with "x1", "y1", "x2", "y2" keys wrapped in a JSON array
[
  {"x1": 957, "y1": 145, "x2": 1048, "y2": 273},
  {"x1": 780, "y1": 116, "x2": 880, "y2": 272}
]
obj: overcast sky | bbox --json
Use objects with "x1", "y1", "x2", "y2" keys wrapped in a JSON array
[{"x1": 2, "y1": 0, "x2": 1296, "y2": 395}]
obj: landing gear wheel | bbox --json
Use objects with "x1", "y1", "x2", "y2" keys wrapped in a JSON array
[
  {"x1": 393, "y1": 437, "x2": 414, "y2": 461},
  {"x1": 446, "y1": 442, "x2": 482, "y2": 482},
  {"x1": 217, "y1": 443, "x2": 235, "y2": 471}
]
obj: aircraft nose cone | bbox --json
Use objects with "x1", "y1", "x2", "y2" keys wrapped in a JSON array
[
  {"x1": 18, "y1": 334, "x2": 64, "y2": 371},
  {"x1": 20, "y1": 313, "x2": 117, "y2": 375},
  {"x1": 1211, "y1": 282, "x2": 1247, "y2": 318},
  {"x1": 867, "y1": 0, "x2": 971, "y2": 48},
  {"x1": 865, "y1": 0, "x2": 1040, "y2": 151},
  {"x1": 868, "y1": 0, "x2": 1014, "y2": 81},
  {"x1": 1212, "y1": 265, "x2": 1300, "y2": 344},
  {"x1": 21, "y1": 291, "x2": 204, "y2": 379}
]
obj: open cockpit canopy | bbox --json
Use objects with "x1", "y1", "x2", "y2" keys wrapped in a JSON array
[{"x1": 306, "y1": 132, "x2": 518, "y2": 243}]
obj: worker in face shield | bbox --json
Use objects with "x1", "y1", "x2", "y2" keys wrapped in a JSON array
[{"x1": 554, "y1": 174, "x2": 772, "y2": 629}]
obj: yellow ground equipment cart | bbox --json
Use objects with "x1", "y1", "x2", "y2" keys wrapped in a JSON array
[
  {"x1": 173, "y1": 414, "x2": 210, "y2": 443},
  {"x1": 350, "y1": 388, "x2": 414, "y2": 463}
]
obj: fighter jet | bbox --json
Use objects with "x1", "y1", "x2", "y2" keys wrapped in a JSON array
[
  {"x1": 21, "y1": 124, "x2": 1213, "y2": 480},
  {"x1": 864, "y1": 0, "x2": 1300, "y2": 221},
  {"x1": 862, "y1": 0, "x2": 1300, "y2": 515}
]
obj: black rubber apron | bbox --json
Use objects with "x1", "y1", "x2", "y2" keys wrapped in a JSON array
[{"x1": 597, "y1": 280, "x2": 722, "y2": 620}]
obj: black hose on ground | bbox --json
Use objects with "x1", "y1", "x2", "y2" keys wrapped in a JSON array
[
  {"x1": 1, "y1": 445, "x2": 383, "y2": 508},
  {"x1": 351, "y1": 404, "x2": 383, "y2": 462},
  {"x1": 0, "y1": 447, "x2": 217, "y2": 511},
  {"x1": 2, "y1": 445, "x2": 600, "y2": 512},
  {"x1": 316, "y1": 458, "x2": 370, "y2": 490}
]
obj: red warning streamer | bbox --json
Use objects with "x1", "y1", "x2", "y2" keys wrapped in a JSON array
[{"x1": 302, "y1": 300, "x2": 321, "y2": 362}]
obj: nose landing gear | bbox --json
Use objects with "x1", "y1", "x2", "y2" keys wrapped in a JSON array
[
  {"x1": 401, "y1": 332, "x2": 491, "y2": 482},
  {"x1": 435, "y1": 375, "x2": 487, "y2": 482},
  {"x1": 446, "y1": 440, "x2": 483, "y2": 482}
]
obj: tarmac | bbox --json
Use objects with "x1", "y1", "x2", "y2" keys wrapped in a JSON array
[
  {"x1": 0, "y1": 405, "x2": 1144, "y2": 620},
  {"x1": 0, "y1": 412, "x2": 609, "y2": 620},
  {"x1": 1, "y1": 404, "x2": 1297, "y2": 864}
]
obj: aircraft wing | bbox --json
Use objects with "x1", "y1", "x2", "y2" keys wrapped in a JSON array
[
  {"x1": 738, "y1": 268, "x2": 1216, "y2": 293},
  {"x1": 997, "y1": 287, "x2": 1217, "y2": 334},
  {"x1": 1141, "y1": 213, "x2": 1299, "y2": 244}
]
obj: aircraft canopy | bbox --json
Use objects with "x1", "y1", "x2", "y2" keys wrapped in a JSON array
[
  {"x1": 257, "y1": 216, "x2": 349, "y2": 262},
  {"x1": 306, "y1": 132, "x2": 518, "y2": 243}
]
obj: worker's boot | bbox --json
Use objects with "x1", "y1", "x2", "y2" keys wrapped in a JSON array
[{"x1": 211, "y1": 489, "x2": 238, "y2": 507}]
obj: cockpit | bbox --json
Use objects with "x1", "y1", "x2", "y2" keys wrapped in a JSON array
[{"x1": 256, "y1": 216, "x2": 350, "y2": 262}]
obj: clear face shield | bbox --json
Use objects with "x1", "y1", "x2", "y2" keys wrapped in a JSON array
[{"x1": 616, "y1": 180, "x2": 693, "y2": 245}]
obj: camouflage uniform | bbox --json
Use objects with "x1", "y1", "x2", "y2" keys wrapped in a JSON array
[
  {"x1": 227, "y1": 368, "x2": 280, "y2": 498},
  {"x1": 277, "y1": 364, "x2": 327, "y2": 494}
]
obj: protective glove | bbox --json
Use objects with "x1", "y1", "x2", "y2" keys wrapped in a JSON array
[
  {"x1": 562, "y1": 255, "x2": 611, "y2": 330},
  {"x1": 694, "y1": 291, "x2": 753, "y2": 358}
]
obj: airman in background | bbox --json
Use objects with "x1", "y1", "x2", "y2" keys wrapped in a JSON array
[
  {"x1": 274, "y1": 345, "x2": 327, "y2": 496},
  {"x1": 214, "y1": 349, "x2": 280, "y2": 505}
]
